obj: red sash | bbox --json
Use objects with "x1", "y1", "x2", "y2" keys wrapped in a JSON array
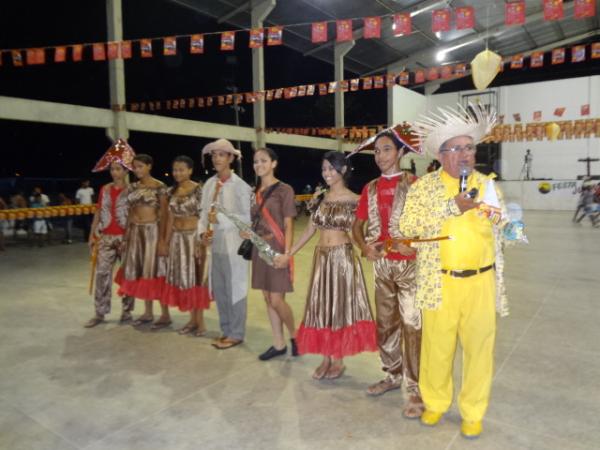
[{"x1": 256, "y1": 189, "x2": 294, "y2": 282}]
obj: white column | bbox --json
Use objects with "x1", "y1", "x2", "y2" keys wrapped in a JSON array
[
  {"x1": 334, "y1": 40, "x2": 354, "y2": 151},
  {"x1": 251, "y1": 0, "x2": 276, "y2": 149},
  {"x1": 106, "y1": 0, "x2": 128, "y2": 140}
]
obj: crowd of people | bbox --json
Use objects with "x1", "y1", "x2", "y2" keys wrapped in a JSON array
[{"x1": 83, "y1": 103, "x2": 509, "y2": 439}]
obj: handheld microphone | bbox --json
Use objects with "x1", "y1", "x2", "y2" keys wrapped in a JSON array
[{"x1": 459, "y1": 164, "x2": 470, "y2": 193}]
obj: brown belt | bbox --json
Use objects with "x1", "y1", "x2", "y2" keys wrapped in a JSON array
[{"x1": 441, "y1": 263, "x2": 495, "y2": 278}]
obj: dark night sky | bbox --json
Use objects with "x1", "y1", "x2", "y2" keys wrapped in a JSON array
[{"x1": 1, "y1": 1, "x2": 599, "y2": 198}]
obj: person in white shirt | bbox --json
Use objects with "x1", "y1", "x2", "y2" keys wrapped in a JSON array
[{"x1": 76, "y1": 180, "x2": 95, "y2": 241}]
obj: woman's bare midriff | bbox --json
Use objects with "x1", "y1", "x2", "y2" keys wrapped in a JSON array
[
  {"x1": 318, "y1": 228, "x2": 351, "y2": 247},
  {"x1": 173, "y1": 216, "x2": 198, "y2": 231},
  {"x1": 130, "y1": 205, "x2": 158, "y2": 224}
]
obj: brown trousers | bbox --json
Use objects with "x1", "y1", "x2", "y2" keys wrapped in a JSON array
[
  {"x1": 94, "y1": 234, "x2": 134, "y2": 316},
  {"x1": 374, "y1": 258, "x2": 421, "y2": 393}
]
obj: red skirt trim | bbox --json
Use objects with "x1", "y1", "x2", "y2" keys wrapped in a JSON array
[
  {"x1": 160, "y1": 283, "x2": 211, "y2": 312},
  {"x1": 296, "y1": 320, "x2": 378, "y2": 359},
  {"x1": 115, "y1": 268, "x2": 165, "y2": 301}
]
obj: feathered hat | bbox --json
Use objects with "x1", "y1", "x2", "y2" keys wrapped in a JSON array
[
  {"x1": 92, "y1": 138, "x2": 136, "y2": 172},
  {"x1": 349, "y1": 123, "x2": 421, "y2": 156},
  {"x1": 410, "y1": 103, "x2": 496, "y2": 159}
]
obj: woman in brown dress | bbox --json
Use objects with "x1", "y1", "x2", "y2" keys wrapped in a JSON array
[
  {"x1": 161, "y1": 156, "x2": 210, "y2": 336},
  {"x1": 276, "y1": 151, "x2": 377, "y2": 380},
  {"x1": 115, "y1": 154, "x2": 171, "y2": 329},
  {"x1": 243, "y1": 148, "x2": 298, "y2": 360}
]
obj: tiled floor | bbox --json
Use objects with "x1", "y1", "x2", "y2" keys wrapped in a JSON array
[{"x1": 0, "y1": 211, "x2": 598, "y2": 449}]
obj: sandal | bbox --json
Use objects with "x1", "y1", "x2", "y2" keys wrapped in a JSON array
[
  {"x1": 194, "y1": 328, "x2": 207, "y2": 337},
  {"x1": 119, "y1": 312, "x2": 133, "y2": 323},
  {"x1": 150, "y1": 320, "x2": 172, "y2": 331},
  {"x1": 403, "y1": 394, "x2": 425, "y2": 419},
  {"x1": 312, "y1": 360, "x2": 331, "y2": 380},
  {"x1": 212, "y1": 338, "x2": 243, "y2": 349},
  {"x1": 178, "y1": 324, "x2": 198, "y2": 335},
  {"x1": 84, "y1": 316, "x2": 105, "y2": 328},
  {"x1": 325, "y1": 364, "x2": 346, "y2": 380},
  {"x1": 132, "y1": 316, "x2": 154, "y2": 326}
]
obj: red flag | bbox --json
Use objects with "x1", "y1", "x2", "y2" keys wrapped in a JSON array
[
  {"x1": 505, "y1": 1, "x2": 526, "y2": 26},
  {"x1": 386, "y1": 73, "x2": 396, "y2": 87},
  {"x1": 572, "y1": 45, "x2": 586, "y2": 63},
  {"x1": 249, "y1": 28, "x2": 264, "y2": 48},
  {"x1": 267, "y1": 26, "x2": 283, "y2": 46},
  {"x1": 533, "y1": 111, "x2": 542, "y2": 122},
  {"x1": 592, "y1": 42, "x2": 600, "y2": 59},
  {"x1": 455, "y1": 63, "x2": 467, "y2": 77},
  {"x1": 513, "y1": 113, "x2": 521, "y2": 122},
  {"x1": 581, "y1": 104, "x2": 590, "y2": 116},
  {"x1": 510, "y1": 54, "x2": 524, "y2": 69},
  {"x1": 26, "y1": 48, "x2": 45, "y2": 65},
  {"x1": 336, "y1": 20, "x2": 353, "y2": 42},
  {"x1": 318, "y1": 83, "x2": 327, "y2": 95},
  {"x1": 93, "y1": 43, "x2": 106, "y2": 61},
  {"x1": 350, "y1": 79, "x2": 359, "y2": 91},
  {"x1": 432, "y1": 9, "x2": 451, "y2": 33},
  {"x1": 551, "y1": 47, "x2": 565, "y2": 64},
  {"x1": 298, "y1": 85, "x2": 307, "y2": 96},
  {"x1": 140, "y1": 39, "x2": 153, "y2": 58},
  {"x1": 107, "y1": 42, "x2": 119, "y2": 60},
  {"x1": 530, "y1": 51, "x2": 544, "y2": 68},
  {"x1": 328, "y1": 82, "x2": 337, "y2": 93},
  {"x1": 427, "y1": 67, "x2": 439, "y2": 81},
  {"x1": 554, "y1": 107, "x2": 566, "y2": 117},
  {"x1": 393, "y1": 13, "x2": 411, "y2": 36},
  {"x1": 221, "y1": 32, "x2": 235, "y2": 51},
  {"x1": 163, "y1": 37, "x2": 177, "y2": 56},
  {"x1": 72, "y1": 44, "x2": 83, "y2": 62},
  {"x1": 54, "y1": 46, "x2": 66, "y2": 63},
  {"x1": 363, "y1": 17, "x2": 381, "y2": 39},
  {"x1": 340, "y1": 81, "x2": 349, "y2": 93},
  {"x1": 414, "y1": 70, "x2": 425, "y2": 84},
  {"x1": 455, "y1": 7, "x2": 475, "y2": 30},
  {"x1": 574, "y1": 0, "x2": 596, "y2": 19},
  {"x1": 543, "y1": 0, "x2": 563, "y2": 21},
  {"x1": 362, "y1": 77, "x2": 373, "y2": 90},
  {"x1": 306, "y1": 84, "x2": 315, "y2": 96},
  {"x1": 120, "y1": 41, "x2": 132, "y2": 59},
  {"x1": 272, "y1": 89, "x2": 282, "y2": 99},
  {"x1": 217, "y1": 96, "x2": 225, "y2": 106},
  {"x1": 440, "y1": 65, "x2": 453, "y2": 79},
  {"x1": 311, "y1": 22, "x2": 328, "y2": 43},
  {"x1": 225, "y1": 95, "x2": 233, "y2": 105},
  {"x1": 373, "y1": 75, "x2": 384, "y2": 89},
  {"x1": 235, "y1": 93, "x2": 244, "y2": 104},
  {"x1": 206, "y1": 97, "x2": 213, "y2": 107},
  {"x1": 399, "y1": 71, "x2": 410, "y2": 85},
  {"x1": 190, "y1": 35, "x2": 204, "y2": 54}
]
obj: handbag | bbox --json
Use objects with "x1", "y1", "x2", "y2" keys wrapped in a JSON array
[{"x1": 237, "y1": 182, "x2": 280, "y2": 260}]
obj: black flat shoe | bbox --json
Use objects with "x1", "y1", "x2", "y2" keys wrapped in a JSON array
[
  {"x1": 290, "y1": 338, "x2": 299, "y2": 357},
  {"x1": 258, "y1": 346, "x2": 287, "y2": 361}
]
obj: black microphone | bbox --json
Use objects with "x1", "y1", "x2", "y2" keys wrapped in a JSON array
[{"x1": 459, "y1": 164, "x2": 470, "y2": 193}]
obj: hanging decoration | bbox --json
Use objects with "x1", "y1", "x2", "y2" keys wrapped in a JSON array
[
  {"x1": 505, "y1": 1, "x2": 526, "y2": 26},
  {"x1": 471, "y1": 49, "x2": 502, "y2": 90}
]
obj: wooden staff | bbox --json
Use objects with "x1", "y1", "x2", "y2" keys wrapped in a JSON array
[
  {"x1": 88, "y1": 238, "x2": 98, "y2": 295},
  {"x1": 205, "y1": 179, "x2": 224, "y2": 239},
  {"x1": 383, "y1": 235, "x2": 451, "y2": 253}
]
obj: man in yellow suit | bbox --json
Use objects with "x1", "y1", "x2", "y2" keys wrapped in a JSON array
[{"x1": 399, "y1": 104, "x2": 509, "y2": 439}]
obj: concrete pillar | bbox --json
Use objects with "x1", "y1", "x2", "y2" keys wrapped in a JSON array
[
  {"x1": 251, "y1": 0, "x2": 276, "y2": 150},
  {"x1": 334, "y1": 40, "x2": 354, "y2": 151},
  {"x1": 106, "y1": 0, "x2": 128, "y2": 141}
]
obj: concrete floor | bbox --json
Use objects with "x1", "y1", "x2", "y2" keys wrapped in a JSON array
[{"x1": 0, "y1": 211, "x2": 599, "y2": 450}]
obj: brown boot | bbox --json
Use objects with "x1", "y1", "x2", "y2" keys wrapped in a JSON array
[
  {"x1": 403, "y1": 393, "x2": 425, "y2": 419},
  {"x1": 366, "y1": 375, "x2": 402, "y2": 396}
]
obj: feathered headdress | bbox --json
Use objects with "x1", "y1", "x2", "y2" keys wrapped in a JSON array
[
  {"x1": 92, "y1": 138, "x2": 136, "y2": 172},
  {"x1": 410, "y1": 103, "x2": 496, "y2": 158}
]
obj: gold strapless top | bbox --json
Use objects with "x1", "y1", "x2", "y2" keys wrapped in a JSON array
[
  {"x1": 168, "y1": 185, "x2": 202, "y2": 218},
  {"x1": 311, "y1": 200, "x2": 357, "y2": 232},
  {"x1": 127, "y1": 182, "x2": 167, "y2": 209}
]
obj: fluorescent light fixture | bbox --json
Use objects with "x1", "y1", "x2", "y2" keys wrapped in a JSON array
[
  {"x1": 436, "y1": 50, "x2": 446, "y2": 62},
  {"x1": 410, "y1": 1, "x2": 447, "y2": 17}
]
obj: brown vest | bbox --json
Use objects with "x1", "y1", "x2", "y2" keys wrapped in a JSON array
[{"x1": 365, "y1": 172, "x2": 412, "y2": 244}]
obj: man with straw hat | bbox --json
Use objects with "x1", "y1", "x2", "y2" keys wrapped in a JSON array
[
  {"x1": 400, "y1": 103, "x2": 509, "y2": 438},
  {"x1": 198, "y1": 138, "x2": 252, "y2": 349}
]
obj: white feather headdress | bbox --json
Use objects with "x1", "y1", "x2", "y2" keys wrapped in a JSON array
[{"x1": 410, "y1": 103, "x2": 496, "y2": 158}]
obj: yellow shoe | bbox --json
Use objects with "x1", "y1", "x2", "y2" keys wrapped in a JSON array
[
  {"x1": 461, "y1": 420, "x2": 482, "y2": 439},
  {"x1": 420, "y1": 410, "x2": 443, "y2": 427}
]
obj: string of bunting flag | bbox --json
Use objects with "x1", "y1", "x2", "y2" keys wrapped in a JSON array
[
  {"x1": 0, "y1": 0, "x2": 596, "y2": 67},
  {"x1": 119, "y1": 40, "x2": 600, "y2": 114}
]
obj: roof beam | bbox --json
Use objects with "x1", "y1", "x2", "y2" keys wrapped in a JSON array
[{"x1": 217, "y1": 1, "x2": 251, "y2": 23}]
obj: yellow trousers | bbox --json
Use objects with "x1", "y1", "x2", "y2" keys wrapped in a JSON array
[{"x1": 419, "y1": 270, "x2": 496, "y2": 422}]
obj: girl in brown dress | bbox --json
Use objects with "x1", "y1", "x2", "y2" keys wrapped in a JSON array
[
  {"x1": 161, "y1": 156, "x2": 210, "y2": 336},
  {"x1": 243, "y1": 148, "x2": 298, "y2": 360},
  {"x1": 115, "y1": 154, "x2": 171, "y2": 329},
  {"x1": 276, "y1": 152, "x2": 377, "y2": 380}
]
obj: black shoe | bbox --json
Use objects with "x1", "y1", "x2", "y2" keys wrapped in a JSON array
[
  {"x1": 290, "y1": 338, "x2": 299, "y2": 357},
  {"x1": 258, "y1": 346, "x2": 287, "y2": 361}
]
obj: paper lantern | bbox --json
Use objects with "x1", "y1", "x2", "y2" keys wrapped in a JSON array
[
  {"x1": 470, "y1": 50, "x2": 502, "y2": 90},
  {"x1": 545, "y1": 122, "x2": 560, "y2": 140}
]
